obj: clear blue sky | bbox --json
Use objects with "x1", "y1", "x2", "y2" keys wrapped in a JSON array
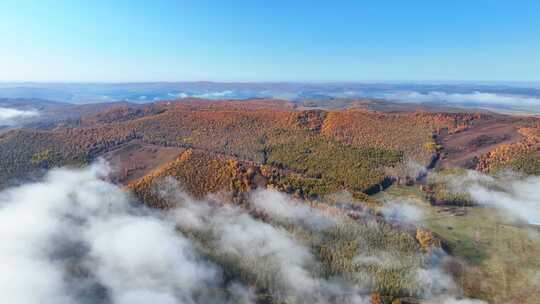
[{"x1": 1, "y1": 0, "x2": 539, "y2": 82}]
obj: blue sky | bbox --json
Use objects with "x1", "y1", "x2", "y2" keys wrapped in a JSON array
[{"x1": 1, "y1": 0, "x2": 539, "y2": 82}]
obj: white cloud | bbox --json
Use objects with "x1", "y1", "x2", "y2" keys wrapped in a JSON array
[
  {"x1": 415, "y1": 266, "x2": 457, "y2": 299},
  {"x1": 0, "y1": 162, "x2": 495, "y2": 303},
  {"x1": 422, "y1": 297, "x2": 487, "y2": 304},
  {"x1": 266, "y1": 91, "x2": 299, "y2": 100},
  {"x1": 382, "y1": 91, "x2": 540, "y2": 109},
  {"x1": 249, "y1": 189, "x2": 338, "y2": 230},
  {"x1": 167, "y1": 92, "x2": 188, "y2": 98},
  {"x1": 166, "y1": 90, "x2": 237, "y2": 100},
  {"x1": 0, "y1": 161, "x2": 227, "y2": 304},
  {"x1": 86, "y1": 216, "x2": 220, "y2": 304},
  {"x1": 466, "y1": 174, "x2": 540, "y2": 225},
  {"x1": 193, "y1": 90, "x2": 235, "y2": 99},
  {"x1": 380, "y1": 200, "x2": 425, "y2": 222},
  {"x1": 170, "y1": 191, "x2": 324, "y2": 298},
  {"x1": 0, "y1": 107, "x2": 38, "y2": 125},
  {"x1": 431, "y1": 169, "x2": 540, "y2": 225},
  {"x1": 325, "y1": 90, "x2": 363, "y2": 98},
  {"x1": 163, "y1": 182, "x2": 371, "y2": 302},
  {"x1": 166, "y1": 183, "x2": 481, "y2": 302}
]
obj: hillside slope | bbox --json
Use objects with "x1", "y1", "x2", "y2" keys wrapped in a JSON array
[{"x1": 0, "y1": 99, "x2": 451, "y2": 190}]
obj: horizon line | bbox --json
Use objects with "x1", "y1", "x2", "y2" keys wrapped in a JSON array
[{"x1": 1, "y1": 80, "x2": 540, "y2": 86}]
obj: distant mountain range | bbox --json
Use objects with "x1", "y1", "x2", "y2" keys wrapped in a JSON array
[{"x1": 1, "y1": 82, "x2": 540, "y2": 114}]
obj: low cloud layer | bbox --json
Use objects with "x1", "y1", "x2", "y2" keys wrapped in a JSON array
[
  {"x1": 0, "y1": 161, "x2": 489, "y2": 303},
  {"x1": 382, "y1": 91, "x2": 540, "y2": 111},
  {"x1": 0, "y1": 161, "x2": 240, "y2": 304},
  {"x1": 434, "y1": 170, "x2": 540, "y2": 225},
  {"x1": 467, "y1": 173, "x2": 540, "y2": 225},
  {"x1": 250, "y1": 189, "x2": 338, "y2": 230},
  {"x1": 167, "y1": 90, "x2": 238, "y2": 99},
  {"x1": 164, "y1": 182, "x2": 366, "y2": 303},
  {"x1": 380, "y1": 200, "x2": 425, "y2": 223},
  {"x1": 423, "y1": 297, "x2": 488, "y2": 304},
  {"x1": 0, "y1": 107, "x2": 38, "y2": 125},
  {"x1": 165, "y1": 183, "x2": 483, "y2": 303},
  {"x1": 193, "y1": 90, "x2": 235, "y2": 99}
]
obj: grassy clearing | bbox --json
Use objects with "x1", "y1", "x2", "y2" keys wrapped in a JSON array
[
  {"x1": 378, "y1": 184, "x2": 540, "y2": 304},
  {"x1": 423, "y1": 207, "x2": 540, "y2": 303}
]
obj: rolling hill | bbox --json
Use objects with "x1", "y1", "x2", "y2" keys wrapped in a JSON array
[{"x1": 1, "y1": 98, "x2": 539, "y2": 303}]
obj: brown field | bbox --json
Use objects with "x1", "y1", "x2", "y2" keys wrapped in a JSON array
[
  {"x1": 437, "y1": 115, "x2": 526, "y2": 168},
  {"x1": 102, "y1": 140, "x2": 184, "y2": 184}
]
